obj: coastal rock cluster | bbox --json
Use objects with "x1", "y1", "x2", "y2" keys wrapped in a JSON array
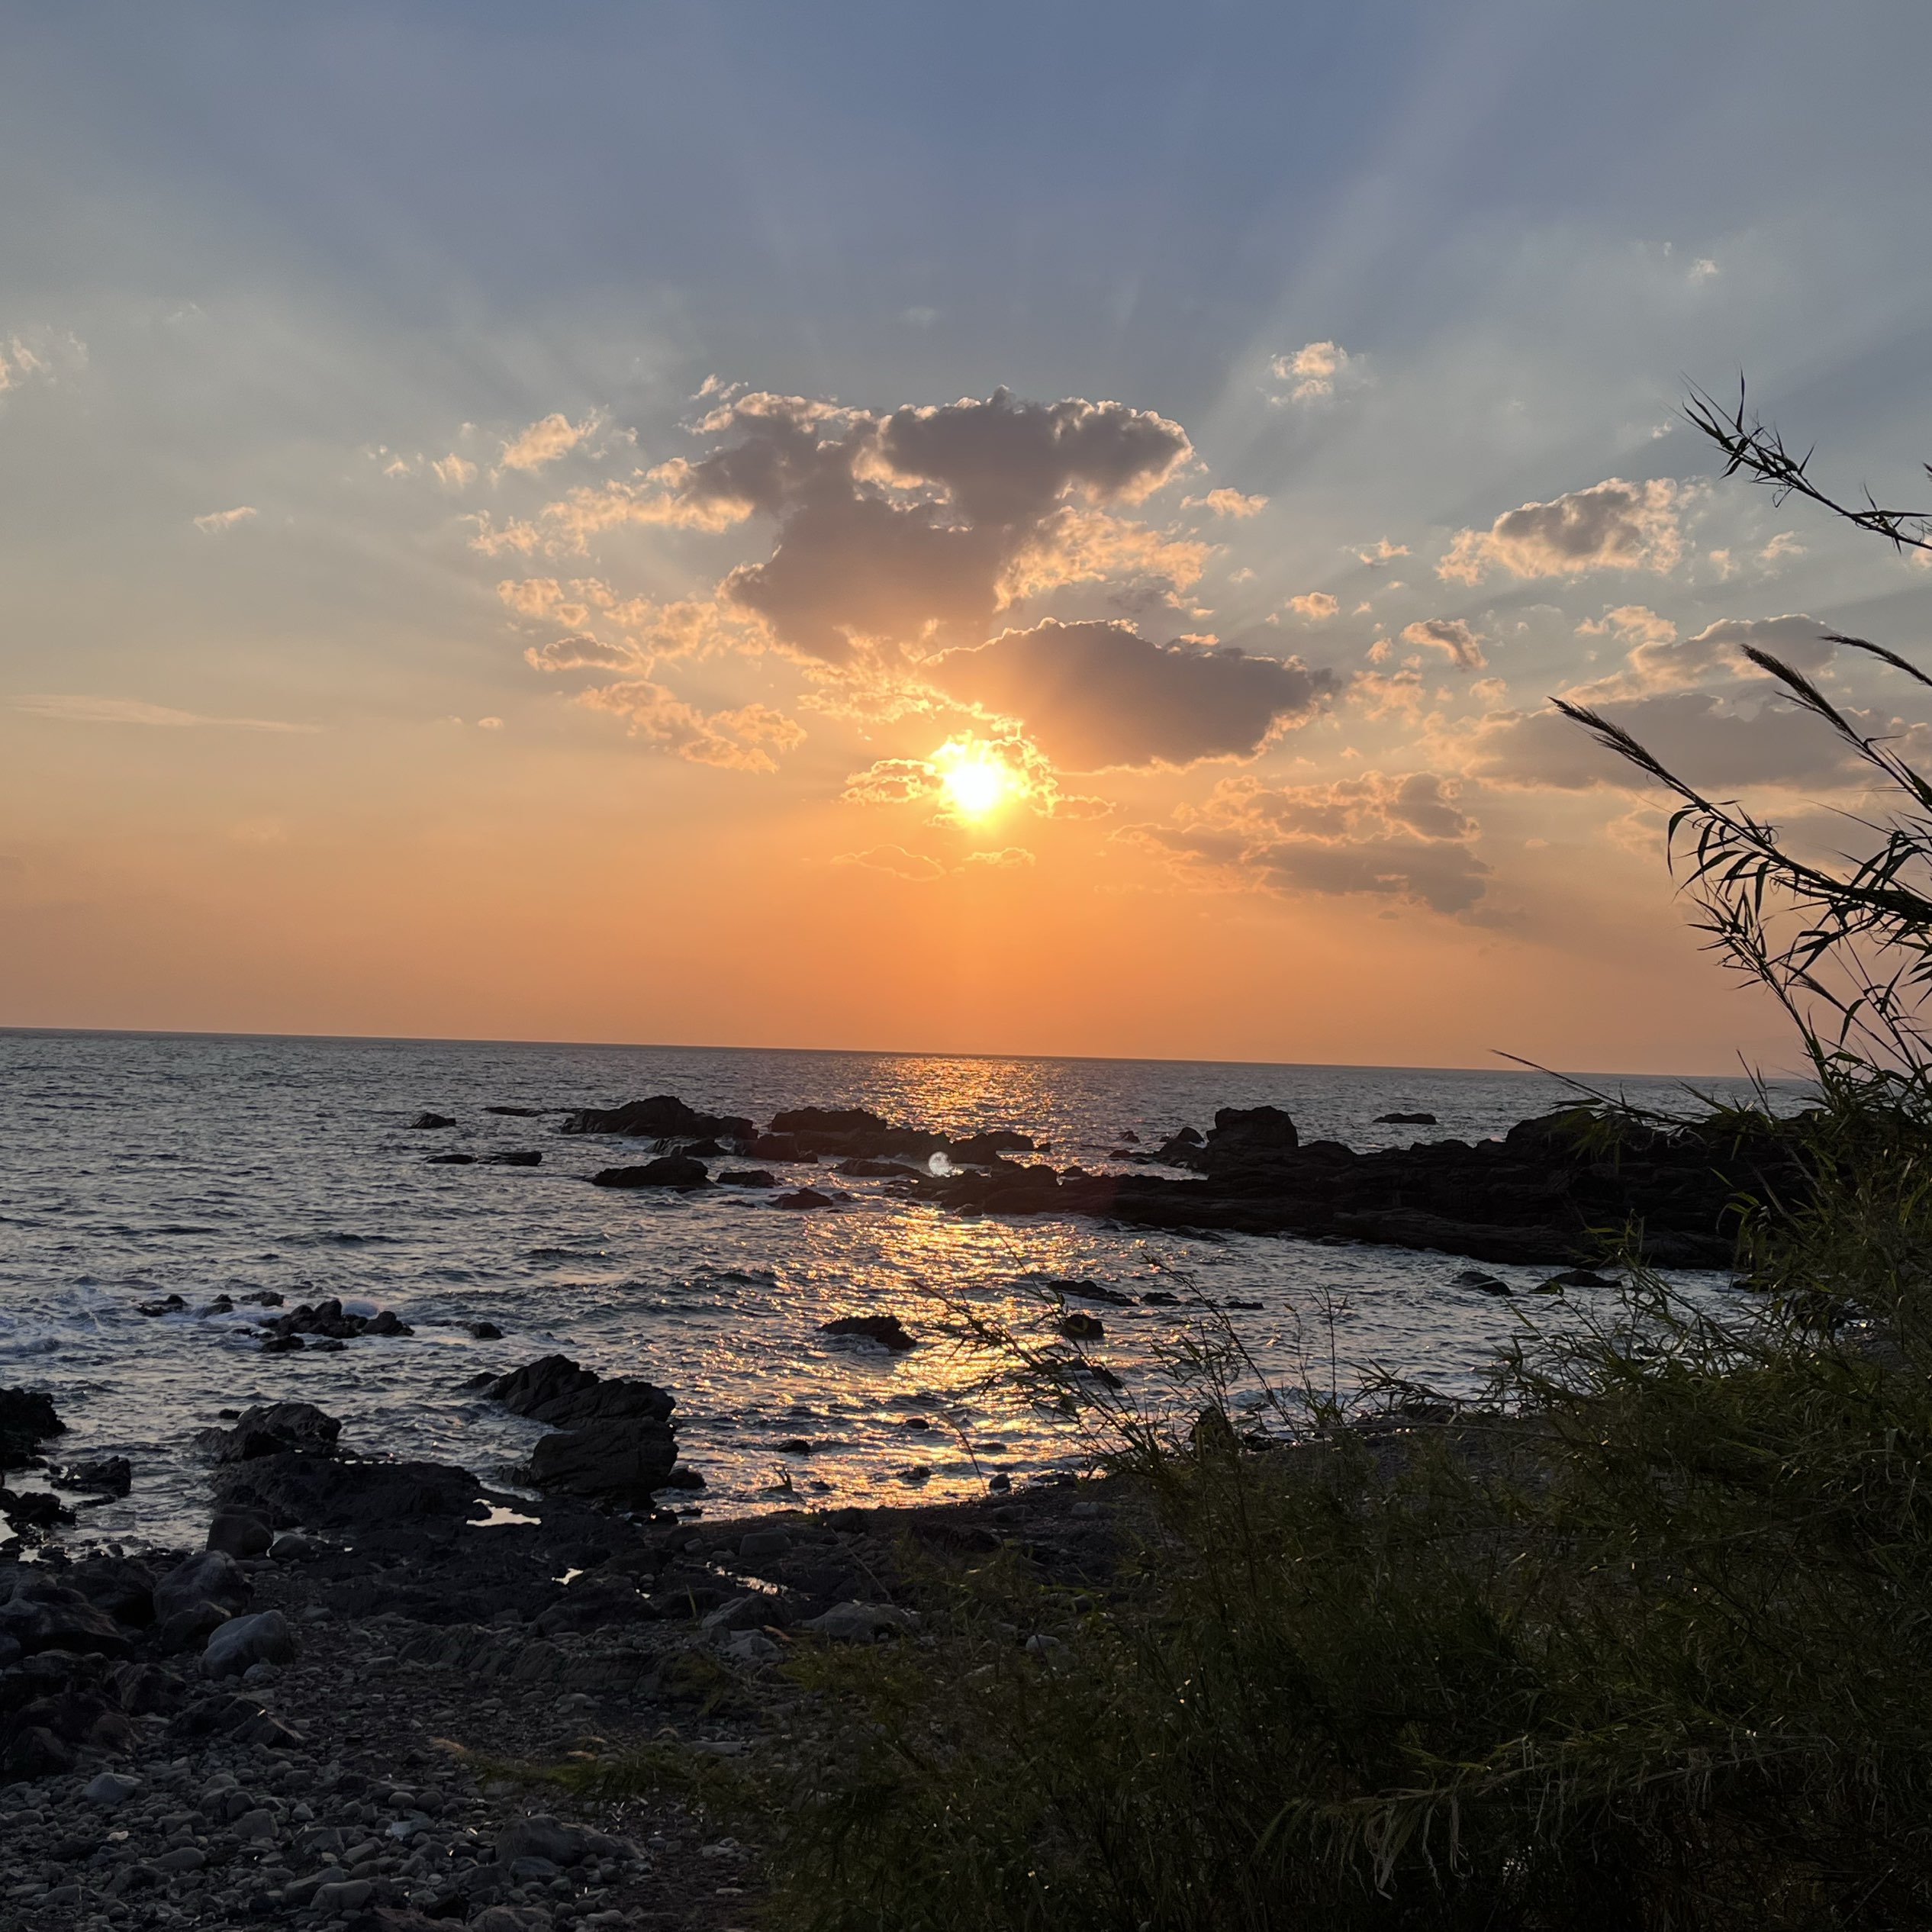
[
  {"x1": 911, "y1": 1103, "x2": 1799, "y2": 1264},
  {"x1": 504, "y1": 1089, "x2": 1798, "y2": 1267}
]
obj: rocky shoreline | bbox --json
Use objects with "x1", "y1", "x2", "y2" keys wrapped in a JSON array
[{"x1": 2, "y1": 1378, "x2": 1128, "y2": 1932}]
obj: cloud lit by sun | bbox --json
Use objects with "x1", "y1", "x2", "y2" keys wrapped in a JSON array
[{"x1": 931, "y1": 736, "x2": 1029, "y2": 820}]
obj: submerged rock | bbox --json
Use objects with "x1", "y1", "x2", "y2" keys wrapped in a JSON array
[
  {"x1": 591, "y1": 1155, "x2": 710, "y2": 1190},
  {"x1": 561, "y1": 1094, "x2": 755, "y2": 1141},
  {"x1": 1376, "y1": 1111, "x2": 1438, "y2": 1125},
  {"x1": 408, "y1": 1112, "x2": 456, "y2": 1129},
  {"x1": 819, "y1": 1315, "x2": 917, "y2": 1353},
  {"x1": 774, "y1": 1187, "x2": 834, "y2": 1209}
]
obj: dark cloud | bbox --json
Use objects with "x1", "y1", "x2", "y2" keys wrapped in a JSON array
[
  {"x1": 877, "y1": 390, "x2": 1191, "y2": 527},
  {"x1": 639, "y1": 391, "x2": 1196, "y2": 664},
  {"x1": 1465, "y1": 689, "x2": 1916, "y2": 791},
  {"x1": 1401, "y1": 617, "x2": 1485, "y2": 670},
  {"x1": 1125, "y1": 771, "x2": 1490, "y2": 915},
  {"x1": 928, "y1": 619, "x2": 1338, "y2": 771}
]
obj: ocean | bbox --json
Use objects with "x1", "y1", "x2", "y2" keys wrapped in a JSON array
[{"x1": 0, "y1": 1029, "x2": 1771, "y2": 1550}]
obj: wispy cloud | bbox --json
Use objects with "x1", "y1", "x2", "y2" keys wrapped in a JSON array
[
  {"x1": 11, "y1": 694, "x2": 319, "y2": 732},
  {"x1": 500, "y1": 411, "x2": 598, "y2": 473},
  {"x1": 193, "y1": 506, "x2": 258, "y2": 534}
]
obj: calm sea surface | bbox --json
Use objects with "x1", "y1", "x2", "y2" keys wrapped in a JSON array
[{"x1": 0, "y1": 1030, "x2": 1775, "y2": 1550}]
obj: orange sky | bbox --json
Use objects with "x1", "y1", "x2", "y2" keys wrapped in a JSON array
[{"x1": 4, "y1": 8, "x2": 1930, "y2": 1075}]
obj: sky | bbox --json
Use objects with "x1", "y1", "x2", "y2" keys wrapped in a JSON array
[{"x1": 3, "y1": 1, "x2": 1930, "y2": 1073}]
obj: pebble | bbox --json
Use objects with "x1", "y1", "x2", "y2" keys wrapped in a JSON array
[{"x1": 82, "y1": 1772, "x2": 141, "y2": 1807}]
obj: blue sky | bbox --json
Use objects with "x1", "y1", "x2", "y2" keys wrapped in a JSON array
[{"x1": 2, "y1": 2, "x2": 1929, "y2": 1067}]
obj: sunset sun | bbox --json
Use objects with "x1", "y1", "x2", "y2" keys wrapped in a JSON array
[{"x1": 932, "y1": 739, "x2": 1025, "y2": 819}]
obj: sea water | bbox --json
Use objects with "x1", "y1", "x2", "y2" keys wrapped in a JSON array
[{"x1": 0, "y1": 1029, "x2": 1774, "y2": 1549}]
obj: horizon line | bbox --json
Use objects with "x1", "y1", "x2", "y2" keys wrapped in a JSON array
[{"x1": 0, "y1": 1022, "x2": 1800, "y2": 1087}]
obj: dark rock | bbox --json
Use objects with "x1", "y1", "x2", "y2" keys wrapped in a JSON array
[
  {"x1": 561, "y1": 1095, "x2": 755, "y2": 1141},
  {"x1": 213, "y1": 1451, "x2": 481, "y2": 1531},
  {"x1": 495, "y1": 1814, "x2": 588, "y2": 1866},
  {"x1": 485, "y1": 1105, "x2": 549, "y2": 1116},
  {"x1": 203, "y1": 1608, "x2": 296, "y2": 1678},
  {"x1": 951, "y1": 1129, "x2": 1037, "y2": 1161},
  {"x1": 1454, "y1": 1270, "x2": 1513, "y2": 1296},
  {"x1": 1376, "y1": 1112, "x2": 1439, "y2": 1125},
  {"x1": 482, "y1": 1149, "x2": 542, "y2": 1167},
  {"x1": 656, "y1": 1465, "x2": 706, "y2": 1490},
  {"x1": 717, "y1": 1168, "x2": 778, "y2": 1187},
  {"x1": 409, "y1": 1113, "x2": 457, "y2": 1129},
  {"x1": 1206, "y1": 1105, "x2": 1299, "y2": 1154},
  {"x1": 206, "y1": 1510, "x2": 274, "y2": 1557},
  {"x1": 745, "y1": 1133, "x2": 813, "y2": 1161},
  {"x1": 778, "y1": 1438, "x2": 813, "y2": 1454},
  {"x1": 135, "y1": 1294, "x2": 187, "y2": 1315},
  {"x1": 1141, "y1": 1290, "x2": 1180, "y2": 1306},
  {"x1": 1058, "y1": 1312, "x2": 1106, "y2": 1341},
  {"x1": 153, "y1": 1549, "x2": 252, "y2": 1624},
  {"x1": 820, "y1": 1315, "x2": 917, "y2": 1352},
  {"x1": 425, "y1": 1153, "x2": 475, "y2": 1165},
  {"x1": 1, "y1": 1724, "x2": 76, "y2": 1775},
  {"x1": 591, "y1": 1156, "x2": 710, "y2": 1190},
  {"x1": 195, "y1": 1401, "x2": 343, "y2": 1463},
  {"x1": 260, "y1": 1334, "x2": 305, "y2": 1353},
  {"x1": 465, "y1": 1320, "x2": 504, "y2": 1339},
  {"x1": 481, "y1": 1356, "x2": 675, "y2": 1429},
  {"x1": 836, "y1": 1156, "x2": 920, "y2": 1177},
  {"x1": 157, "y1": 1602, "x2": 232, "y2": 1654},
  {"x1": 1545, "y1": 1267, "x2": 1619, "y2": 1288},
  {"x1": 1048, "y1": 1278, "x2": 1135, "y2": 1306},
  {"x1": 69, "y1": 1556, "x2": 156, "y2": 1625},
  {"x1": 0, "y1": 1575, "x2": 134, "y2": 1655},
  {"x1": 774, "y1": 1187, "x2": 834, "y2": 1209},
  {"x1": 1, "y1": 1486, "x2": 72, "y2": 1531},
  {"x1": 529, "y1": 1422, "x2": 678, "y2": 1505},
  {"x1": 52, "y1": 1455, "x2": 132, "y2": 1496}
]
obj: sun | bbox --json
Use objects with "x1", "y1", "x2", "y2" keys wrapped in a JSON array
[{"x1": 932, "y1": 739, "x2": 1025, "y2": 819}]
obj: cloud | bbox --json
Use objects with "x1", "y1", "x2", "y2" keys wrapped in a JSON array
[
  {"x1": 1401, "y1": 617, "x2": 1485, "y2": 670},
  {"x1": 523, "y1": 633, "x2": 645, "y2": 673},
  {"x1": 833, "y1": 844, "x2": 948, "y2": 881},
  {"x1": 1287, "y1": 591, "x2": 1338, "y2": 620},
  {"x1": 523, "y1": 388, "x2": 1195, "y2": 663},
  {"x1": 504, "y1": 578, "x2": 765, "y2": 671},
  {"x1": 194, "y1": 506, "x2": 257, "y2": 534},
  {"x1": 927, "y1": 618, "x2": 1338, "y2": 771},
  {"x1": 11, "y1": 694, "x2": 317, "y2": 732},
  {"x1": 1125, "y1": 771, "x2": 1490, "y2": 915},
  {"x1": 0, "y1": 329, "x2": 84, "y2": 399},
  {"x1": 1270, "y1": 341, "x2": 1365, "y2": 403},
  {"x1": 1439, "y1": 478, "x2": 1686, "y2": 584},
  {"x1": 1463, "y1": 688, "x2": 1901, "y2": 792},
  {"x1": 477, "y1": 716, "x2": 504, "y2": 729},
  {"x1": 831, "y1": 842, "x2": 1035, "y2": 882},
  {"x1": 432, "y1": 454, "x2": 477, "y2": 491},
  {"x1": 1573, "y1": 611, "x2": 1837, "y2": 699},
  {"x1": 500, "y1": 411, "x2": 597, "y2": 473},
  {"x1": 1187, "y1": 488, "x2": 1267, "y2": 519},
  {"x1": 1356, "y1": 537, "x2": 1409, "y2": 566},
  {"x1": 574, "y1": 679, "x2": 804, "y2": 771}
]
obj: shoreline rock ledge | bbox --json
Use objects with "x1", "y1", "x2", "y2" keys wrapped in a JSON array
[{"x1": 908, "y1": 1104, "x2": 1805, "y2": 1267}]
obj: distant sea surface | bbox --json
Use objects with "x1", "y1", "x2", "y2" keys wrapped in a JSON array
[{"x1": 0, "y1": 1030, "x2": 1778, "y2": 1550}]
